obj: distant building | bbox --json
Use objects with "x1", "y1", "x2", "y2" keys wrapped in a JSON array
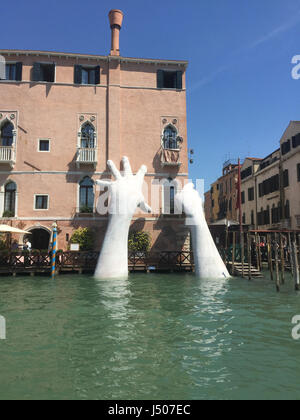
[
  {"x1": 204, "y1": 190, "x2": 212, "y2": 223},
  {"x1": 240, "y1": 121, "x2": 300, "y2": 231},
  {"x1": 205, "y1": 160, "x2": 239, "y2": 224}
]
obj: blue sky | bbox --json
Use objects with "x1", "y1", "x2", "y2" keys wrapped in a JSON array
[{"x1": 1, "y1": 0, "x2": 300, "y2": 190}]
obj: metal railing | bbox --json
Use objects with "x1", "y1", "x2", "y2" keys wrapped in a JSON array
[
  {"x1": 76, "y1": 148, "x2": 97, "y2": 164},
  {"x1": 0, "y1": 146, "x2": 15, "y2": 163}
]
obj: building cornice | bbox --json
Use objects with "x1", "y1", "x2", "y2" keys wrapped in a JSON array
[{"x1": 0, "y1": 49, "x2": 188, "y2": 68}]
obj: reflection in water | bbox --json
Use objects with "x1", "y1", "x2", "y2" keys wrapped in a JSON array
[
  {"x1": 96, "y1": 277, "x2": 132, "y2": 320},
  {"x1": 0, "y1": 273, "x2": 299, "y2": 400}
]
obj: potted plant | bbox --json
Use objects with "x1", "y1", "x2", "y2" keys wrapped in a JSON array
[
  {"x1": 128, "y1": 231, "x2": 151, "y2": 257},
  {"x1": 2, "y1": 210, "x2": 15, "y2": 218}
]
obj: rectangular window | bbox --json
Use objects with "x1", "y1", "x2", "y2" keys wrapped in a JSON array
[
  {"x1": 297, "y1": 163, "x2": 300, "y2": 182},
  {"x1": 241, "y1": 166, "x2": 252, "y2": 180},
  {"x1": 241, "y1": 191, "x2": 245, "y2": 204},
  {"x1": 157, "y1": 70, "x2": 183, "y2": 90},
  {"x1": 3, "y1": 63, "x2": 22, "y2": 81},
  {"x1": 38, "y1": 139, "x2": 50, "y2": 152},
  {"x1": 281, "y1": 139, "x2": 291, "y2": 156},
  {"x1": 292, "y1": 134, "x2": 300, "y2": 149},
  {"x1": 35, "y1": 195, "x2": 49, "y2": 210},
  {"x1": 283, "y1": 169, "x2": 289, "y2": 188},
  {"x1": 248, "y1": 187, "x2": 254, "y2": 201},
  {"x1": 74, "y1": 65, "x2": 100, "y2": 85},
  {"x1": 33, "y1": 63, "x2": 55, "y2": 83}
]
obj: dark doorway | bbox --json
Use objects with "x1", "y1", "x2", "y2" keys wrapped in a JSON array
[{"x1": 26, "y1": 229, "x2": 50, "y2": 251}]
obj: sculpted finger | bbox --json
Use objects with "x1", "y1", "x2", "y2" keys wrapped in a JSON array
[
  {"x1": 122, "y1": 156, "x2": 132, "y2": 177},
  {"x1": 184, "y1": 182, "x2": 195, "y2": 191},
  {"x1": 95, "y1": 180, "x2": 112, "y2": 188},
  {"x1": 139, "y1": 201, "x2": 152, "y2": 214},
  {"x1": 107, "y1": 160, "x2": 122, "y2": 180},
  {"x1": 136, "y1": 164, "x2": 147, "y2": 183}
]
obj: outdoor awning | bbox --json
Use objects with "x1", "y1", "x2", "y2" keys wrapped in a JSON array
[{"x1": 0, "y1": 225, "x2": 32, "y2": 234}]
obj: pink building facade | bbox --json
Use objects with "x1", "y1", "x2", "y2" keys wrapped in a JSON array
[{"x1": 0, "y1": 10, "x2": 190, "y2": 251}]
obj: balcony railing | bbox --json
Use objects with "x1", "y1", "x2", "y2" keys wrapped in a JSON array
[
  {"x1": 0, "y1": 146, "x2": 15, "y2": 167},
  {"x1": 160, "y1": 147, "x2": 181, "y2": 167},
  {"x1": 76, "y1": 148, "x2": 97, "y2": 168}
]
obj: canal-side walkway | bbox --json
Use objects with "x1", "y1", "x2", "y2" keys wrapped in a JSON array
[{"x1": 0, "y1": 251, "x2": 195, "y2": 276}]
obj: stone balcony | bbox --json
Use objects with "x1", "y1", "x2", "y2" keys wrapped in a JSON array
[
  {"x1": 0, "y1": 146, "x2": 16, "y2": 168},
  {"x1": 76, "y1": 148, "x2": 97, "y2": 168},
  {"x1": 160, "y1": 147, "x2": 181, "y2": 168}
]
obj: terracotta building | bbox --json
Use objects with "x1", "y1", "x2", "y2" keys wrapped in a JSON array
[
  {"x1": 0, "y1": 10, "x2": 189, "y2": 251},
  {"x1": 205, "y1": 161, "x2": 239, "y2": 224}
]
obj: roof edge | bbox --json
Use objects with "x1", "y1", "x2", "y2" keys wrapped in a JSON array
[{"x1": 0, "y1": 49, "x2": 188, "y2": 67}]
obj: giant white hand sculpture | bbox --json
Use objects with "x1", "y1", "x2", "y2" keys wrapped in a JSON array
[
  {"x1": 95, "y1": 157, "x2": 151, "y2": 280},
  {"x1": 175, "y1": 183, "x2": 230, "y2": 279}
]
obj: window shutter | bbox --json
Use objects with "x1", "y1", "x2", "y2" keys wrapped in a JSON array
[
  {"x1": 74, "y1": 65, "x2": 82, "y2": 84},
  {"x1": 157, "y1": 70, "x2": 164, "y2": 89},
  {"x1": 95, "y1": 66, "x2": 100, "y2": 84},
  {"x1": 176, "y1": 71, "x2": 183, "y2": 90},
  {"x1": 32, "y1": 62, "x2": 42, "y2": 82},
  {"x1": 16, "y1": 62, "x2": 23, "y2": 81}
]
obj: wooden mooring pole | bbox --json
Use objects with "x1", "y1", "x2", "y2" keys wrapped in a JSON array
[
  {"x1": 267, "y1": 234, "x2": 273, "y2": 281},
  {"x1": 241, "y1": 232, "x2": 245, "y2": 278},
  {"x1": 232, "y1": 232, "x2": 236, "y2": 276},
  {"x1": 247, "y1": 233, "x2": 252, "y2": 280},
  {"x1": 274, "y1": 233, "x2": 280, "y2": 292},
  {"x1": 292, "y1": 234, "x2": 300, "y2": 291},
  {"x1": 280, "y1": 234, "x2": 285, "y2": 285}
]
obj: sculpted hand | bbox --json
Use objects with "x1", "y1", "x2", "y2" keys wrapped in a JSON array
[
  {"x1": 175, "y1": 183, "x2": 203, "y2": 218},
  {"x1": 96, "y1": 156, "x2": 151, "y2": 217}
]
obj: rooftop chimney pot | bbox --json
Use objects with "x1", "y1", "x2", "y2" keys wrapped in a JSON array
[{"x1": 109, "y1": 9, "x2": 124, "y2": 56}]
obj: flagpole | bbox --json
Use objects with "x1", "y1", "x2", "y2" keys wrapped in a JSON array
[{"x1": 51, "y1": 222, "x2": 57, "y2": 279}]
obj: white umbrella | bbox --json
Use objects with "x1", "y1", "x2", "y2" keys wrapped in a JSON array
[{"x1": 0, "y1": 225, "x2": 32, "y2": 234}]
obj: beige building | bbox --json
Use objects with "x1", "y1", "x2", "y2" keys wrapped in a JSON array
[
  {"x1": 280, "y1": 121, "x2": 300, "y2": 230},
  {"x1": 241, "y1": 121, "x2": 300, "y2": 231},
  {"x1": 0, "y1": 10, "x2": 190, "y2": 251}
]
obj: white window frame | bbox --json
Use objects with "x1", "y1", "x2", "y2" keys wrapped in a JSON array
[
  {"x1": 161, "y1": 178, "x2": 180, "y2": 215},
  {"x1": 161, "y1": 124, "x2": 180, "y2": 151},
  {"x1": 77, "y1": 177, "x2": 96, "y2": 213},
  {"x1": 38, "y1": 138, "x2": 51, "y2": 152},
  {"x1": 34, "y1": 194, "x2": 49, "y2": 211}
]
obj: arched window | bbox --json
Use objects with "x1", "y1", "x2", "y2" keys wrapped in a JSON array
[
  {"x1": 163, "y1": 178, "x2": 178, "y2": 215},
  {"x1": 80, "y1": 123, "x2": 95, "y2": 149},
  {"x1": 163, "y1": 125, "x2": 178, "y2": 150},
  {"x1": 79, "y1": 177, "x2": 94, "y2": 212},
  {"x1": 4, "y1": 181, "x2": 16, "y2": 216},
  {"x1": 1, "y1": 121, "x2": 14, "y2": 147}
]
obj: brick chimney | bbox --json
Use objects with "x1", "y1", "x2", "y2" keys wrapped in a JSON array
[{"x1": 108, "y1": 9, "x2": 124, "y2": 56}]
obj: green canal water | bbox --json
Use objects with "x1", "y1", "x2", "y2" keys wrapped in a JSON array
[{"x1": 0, "y1": 273, "x2": 299, "y2": 400}]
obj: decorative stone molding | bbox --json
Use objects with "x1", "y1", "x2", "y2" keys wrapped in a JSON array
[{"x1": 0, "y1": 111, "x2": 18, "y2": 168}]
